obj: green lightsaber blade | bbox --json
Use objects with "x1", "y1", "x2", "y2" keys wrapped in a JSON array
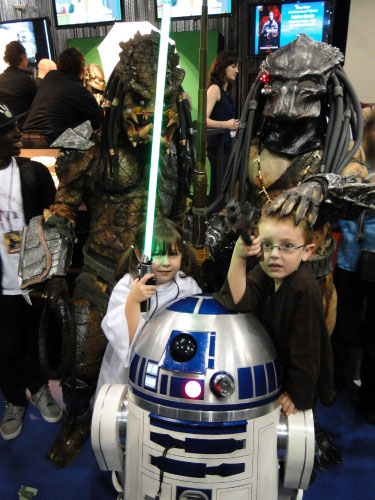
[{"x1": 143, "y1": 0, "x2": 172, "y2": 259}]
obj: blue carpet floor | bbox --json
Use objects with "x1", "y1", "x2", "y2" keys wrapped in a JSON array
[
  {"x1": 0, "y1": 384, "x2": 374, "y2": 499},
  {"x1": 304, "y1": 392, "x2": 375, "y2": 500}
]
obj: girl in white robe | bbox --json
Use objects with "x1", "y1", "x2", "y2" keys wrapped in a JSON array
[{"x1": 96, "y1": 218, "x2": 201, "y2": 395}]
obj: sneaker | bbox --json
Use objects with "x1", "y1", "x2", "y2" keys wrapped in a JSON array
[
  {"x1": 0, "y1": 402, "x2": 26, "y2": 440},
  {"x1": 31, "y1": 385, "x2": 62, "y2": 423}
]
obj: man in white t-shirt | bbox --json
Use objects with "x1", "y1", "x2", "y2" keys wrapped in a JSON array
[{"x1": 0, "y1": 102, "x2": 61, "y2": 441}]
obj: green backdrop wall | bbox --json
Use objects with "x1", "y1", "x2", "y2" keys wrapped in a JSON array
[
  {"x1": 169, "y1": 30, "x2": 219, "y2": 124},
  {"x1": 67, "y1": 37, "x2": 104, "y2": 67}
]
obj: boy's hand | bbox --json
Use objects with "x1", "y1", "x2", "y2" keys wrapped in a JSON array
[
  {"x1": 234, "y1": 234, "x2": 262, "y2": 259},
  {"x1": 280, "y1": 392, "x2": 298, "y2": 416},
  {"x1": 128, "y1": 273, "x2": 156, "y2": 303}
]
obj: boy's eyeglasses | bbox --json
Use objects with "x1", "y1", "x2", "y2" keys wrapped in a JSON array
[{"x1": 261, "y1": 242, "x2": 305, "y2": 254}]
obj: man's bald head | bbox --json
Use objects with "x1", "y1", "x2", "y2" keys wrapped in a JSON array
[{"x1": 37, "y1": 58, "x2": 57, "y2": 79}]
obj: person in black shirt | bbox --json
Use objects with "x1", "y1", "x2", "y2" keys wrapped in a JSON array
[
  {"x1": 22, "y1": 47, "x2": 103, "y2": 148},
  {"x1": 0, "y1": 41, "x2": 37, "y2": 129}
]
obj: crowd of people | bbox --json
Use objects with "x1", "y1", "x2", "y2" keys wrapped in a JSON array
[{"x1": 0, "y1": 33, "x2": 373, "y2": 499}]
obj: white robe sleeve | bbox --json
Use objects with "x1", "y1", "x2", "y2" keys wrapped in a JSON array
[
  {"x1": 101, "y1": 274, "x2": 135, "y2": 361},
  {"x1": 96, "y1": 274, "x2": 146, "y2": 392}
]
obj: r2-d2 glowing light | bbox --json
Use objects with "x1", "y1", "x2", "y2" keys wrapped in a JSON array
[{"x1": 92, "y1": 295, "x2": 314, "y2": 500}]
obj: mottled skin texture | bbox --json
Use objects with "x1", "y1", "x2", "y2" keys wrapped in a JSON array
[
  {"x1": 49, "y1": 32, "x2": 186, "y2": 378},
  {"x1": 43, "y1": 32, "x2": 188, "y2": 467},
  {"x1": 51, "y1": 144, "x2": 154, "y2": 384},
  {"x1": 55, "y1": 146, "x2": 147, "y2": 259}
]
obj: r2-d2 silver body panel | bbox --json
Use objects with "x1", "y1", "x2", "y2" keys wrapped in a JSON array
[{"x1": 92, "y1": 294, "x2": 314, "y2": 500}]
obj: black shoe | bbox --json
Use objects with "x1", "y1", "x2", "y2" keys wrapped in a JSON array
[
  {"x1": 359, "y1": 402, "x2": 375, "y2": 425},
  {"x1": 315, "y1": 428, "x2": 343, "y2": 470},
  {"x1": 314, "y1": 411, "x2": 343, "y2": 470},
  {"x1": 323, "y1": 389, "x2": 338, "y2": 407},
  {"x1": 364, "y1": 411, "x2": 375, "y2": 425}
]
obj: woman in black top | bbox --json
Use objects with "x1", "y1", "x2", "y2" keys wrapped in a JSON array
[{"x1": 206, "y1": 51, "x2": 239, "y2": 209}]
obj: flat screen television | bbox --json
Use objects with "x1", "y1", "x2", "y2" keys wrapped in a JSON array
[
  {"x1": 156, "y1": 0, "x2": 232, "y2": 19},
  {"x1": 249, "y1": 1, "x2": 334, "y2": 56},
  {"x1": 0, "y1": 18, "x2": 54, "y2": 72},
  {"x1": 52, "y1": 0, "x2": 124, "y2": 28}
]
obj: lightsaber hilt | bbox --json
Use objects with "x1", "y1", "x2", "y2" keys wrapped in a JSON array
[{"x1": 139, "y1": 254, "x2": 156, "y2": 313}]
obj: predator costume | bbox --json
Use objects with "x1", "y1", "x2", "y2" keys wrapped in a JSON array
[
  {"x1": 19, "y1": 31, "x2": 194, "y2": 468},
  {"x1": 208, "y1": 34, "x2": 375, "y2": 334},
  {"x1": 206, "y1": 34, "x2": 375, "y2": 473},
  {"x1": 83, "y1": 63, "x2": 105, "y2": 105}
]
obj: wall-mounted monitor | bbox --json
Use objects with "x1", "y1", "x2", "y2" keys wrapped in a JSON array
[
  {"x1": 0, "y1": 17, "x2": 54, "y2": 72},
  {"x1": 156, "y1": 0, "x2": 232, "y2": 20},
  {"x1": 249, "y1": 1, "x2": 334, "y2": 56},
  {"x1": 52, "y1": 0, "x2": 124, "y2": 28}
]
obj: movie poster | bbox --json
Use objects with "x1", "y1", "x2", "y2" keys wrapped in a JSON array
[{"x1": 257, "y1": 5, "x2": 281, "y2": 54}]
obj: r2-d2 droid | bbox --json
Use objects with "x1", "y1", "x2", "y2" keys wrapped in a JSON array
[{"x1": 92, "y1": 295, "x2": 314, "y2": 500}]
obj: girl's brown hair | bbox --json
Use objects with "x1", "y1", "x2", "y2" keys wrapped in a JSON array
[
  {"x1": 208, "y1": 51, "x2": 239, "y2": 93},
  {"x1": 115, "y1": 217, "x2": 199, "y2": 282}
]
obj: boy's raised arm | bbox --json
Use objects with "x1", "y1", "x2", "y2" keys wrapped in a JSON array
[{"x1": 228, "y1": 235, "x2": 262, "y2": 304}]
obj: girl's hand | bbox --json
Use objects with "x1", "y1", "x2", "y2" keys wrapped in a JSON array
[
  {"x1": 280, "y1": 392, "x2": 298, "y2": 416},
  {"x1": 227, "y1": 118, "x2": 239, "y2": 131},
  {"x1": 128, "y1": 273, "x2": 156, "y2": 303},
  {"x1": 234, "y1": 234, "x2": 262, "y2": 260}
]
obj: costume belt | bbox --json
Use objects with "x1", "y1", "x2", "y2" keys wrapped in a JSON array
[{"x1": 83, "y1": 246, "x2": 116, "y2": 286}]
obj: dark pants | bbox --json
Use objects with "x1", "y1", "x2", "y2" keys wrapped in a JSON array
[
  {"x1": 207, "y1": 147, "x2": 230, "y2": 212},
  {"x1": 331, "y1": 267, "x2": 363, "y2": 387},
  {"x1": 331, "y1": 266, "x2": 375, "y2": 408},
  {"x1": 0, "y1": 294, "x2": 47, "y2": 406},
  {"x1": 358, "y1": 280, "x2": 375, "y2": 410}
]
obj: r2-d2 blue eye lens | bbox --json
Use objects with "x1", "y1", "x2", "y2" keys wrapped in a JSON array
[{"x1": 169, "y1": 333, "x2": 197, "y2": 363}]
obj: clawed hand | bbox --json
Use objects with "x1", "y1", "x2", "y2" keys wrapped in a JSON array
[{"x1": 267, "y1": 181, "x2": 324, "y2": 228}]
